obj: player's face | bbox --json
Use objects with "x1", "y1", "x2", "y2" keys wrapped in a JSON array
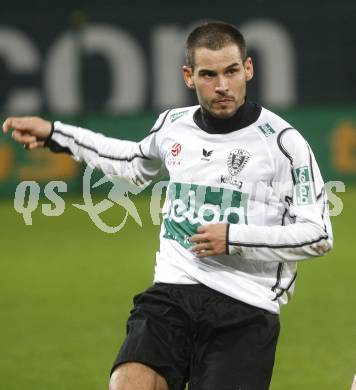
[{"x1": 183, "y1": 45, "x2": 254, "y2": 119}]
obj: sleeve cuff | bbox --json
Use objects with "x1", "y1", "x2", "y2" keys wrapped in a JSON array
[
  {"x1": 43, "y1": 121, "x2": 73, "y2": 155},
  {"x1": 43, "y1": 121, "x2": 55, "y2": 147}
]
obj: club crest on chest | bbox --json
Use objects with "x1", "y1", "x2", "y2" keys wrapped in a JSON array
[{"x1": 227, "y1": 149, "x2": 251, "y2": 176}]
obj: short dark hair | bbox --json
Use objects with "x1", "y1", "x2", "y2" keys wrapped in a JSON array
[{"x1": 185, "y1": 21, "x2": 247, "y2": 69}]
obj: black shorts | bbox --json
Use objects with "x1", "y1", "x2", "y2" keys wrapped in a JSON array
[{"x1": 111, "y1": 283, "x2": 280, "y2": 390}]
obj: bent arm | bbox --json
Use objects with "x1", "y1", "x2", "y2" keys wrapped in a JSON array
[
  {"x1": 228, "y1": 129, "x2": 333, "y2": 262},
  {"x1": 2, "y1": 115, "x2": 166, "y2": 187},
  {"x1": 228, "y1": 205, "x2": 331, "y2": 261}
]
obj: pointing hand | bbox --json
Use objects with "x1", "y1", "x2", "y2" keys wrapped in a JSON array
[{"x1": 2, "y1": 116, "x2": 52, "y2": 150}]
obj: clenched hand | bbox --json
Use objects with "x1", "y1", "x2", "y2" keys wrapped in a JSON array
[{"x1": 2, "y1": 116, "x2": 52, "y2": 150}]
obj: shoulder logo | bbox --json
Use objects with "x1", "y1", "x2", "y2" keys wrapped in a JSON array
[
  {"x1": 227, "y1": 149, "x2": 250, "y2": 176},
  {"x1": 258, "y1": 123, "x2": 275, "y2": 137},
  {"x1": 170, "y1": 110, "x2": 189, "y2": 123}
]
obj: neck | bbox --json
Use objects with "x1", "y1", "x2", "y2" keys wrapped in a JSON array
[{"x1": 193, "y1": 100, "x2": 261, "y2": 134}]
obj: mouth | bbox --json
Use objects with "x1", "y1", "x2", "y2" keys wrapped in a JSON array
[{"x1": 214, "y1": 97, "x2": 234, "y2": 103}]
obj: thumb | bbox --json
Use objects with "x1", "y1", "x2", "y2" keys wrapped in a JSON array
[
  {"x1": 197, "y1": 225, "x2": 206, "y2": 233},
  {"x1": 28, "y1": 140, "x2": 45, "y2": 150}
]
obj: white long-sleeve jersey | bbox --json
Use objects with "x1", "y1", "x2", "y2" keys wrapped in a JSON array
[{"x1": 48, "y1": 104, "x2": 333, "y2": 313}]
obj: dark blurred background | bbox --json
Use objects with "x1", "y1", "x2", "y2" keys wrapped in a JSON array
[
  {"x1": 1, "y1": 0, "x2": 355, "y2": 195},
  {"x1": 1, "y1": 0, "x2": 355, "y2": 112}
]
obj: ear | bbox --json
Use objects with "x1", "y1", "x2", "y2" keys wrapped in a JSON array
[
  {"x1": 182, "y1": 65, "x2": 195, "y2": 89},
  {"x1": 244, "y1": 57, "x2": 254, "y2": 81}
]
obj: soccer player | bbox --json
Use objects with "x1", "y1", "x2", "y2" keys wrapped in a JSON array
[{"x1": 3, "y1": 21, "x2": 333, "y2": 390}]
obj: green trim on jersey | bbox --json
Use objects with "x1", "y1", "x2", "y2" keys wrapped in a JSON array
[
  {"x1": 294, "y1": 166, "x2": 313, "y2": 205},
  {"x1": 170, "y1": 110, "x2": 189, "y2": 123}
]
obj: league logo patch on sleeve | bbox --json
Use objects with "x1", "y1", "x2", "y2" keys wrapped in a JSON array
[
  {"x1": 258, "y1": 123, "x2": 276, "y2": 137},
  {"x1": 294, "y1": 166, "x2": 314, "y2": 205},
  {"x1": 170, "y1": 110, "x2": 189, "y2": 123}
]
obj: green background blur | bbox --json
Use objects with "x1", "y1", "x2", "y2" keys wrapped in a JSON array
[
  {"x1": 1, "y1": 80, "x2": 356, "y2": 390},
  {"x1": 0, "y1": 188, "x2": 355, "y2": 389}
]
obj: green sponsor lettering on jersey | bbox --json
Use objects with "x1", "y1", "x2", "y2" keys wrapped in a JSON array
[
  {"x1": 170, "y1": 110, "x2": 189, "y2": 123},
  {"x1": 294, "y1": 166, "x2": 313, "y2": 205},
  {"x1": 163, "y1": 182, "x2": 248, "y2": 248},
  {"x1": 258, "y1": 123, "x2": 275, "y2": 137}
]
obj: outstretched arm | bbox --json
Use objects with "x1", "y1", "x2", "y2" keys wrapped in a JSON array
[{"x1": 2, "y1": 115, "x2": 165, "y2": 186}]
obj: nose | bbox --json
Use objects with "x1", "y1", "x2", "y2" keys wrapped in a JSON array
[{"x1": 215, "y1": 75, "x2": 229, "y2": 94}]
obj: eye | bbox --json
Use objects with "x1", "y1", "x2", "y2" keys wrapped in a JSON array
[
  {"x1": 226, "y1": 68, "x2": 238, "y2": 75},
  {"x1": 200, "y1": 71, "x2": 215, "y2": 78}
]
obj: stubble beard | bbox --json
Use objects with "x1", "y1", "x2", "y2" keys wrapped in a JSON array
[{"x1": 205, "y1": 99, "x2": 239, "y2": 119}]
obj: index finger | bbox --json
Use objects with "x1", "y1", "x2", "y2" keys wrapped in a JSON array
[
  {"x1": 190, "y1": 233, "x2": 208, "y2": 243},
  {"x1": 2, "y1": 118, "x2": 12, "y2": 133},
  {"x1": 2, "y1": 117, "x2": 28, "y2": 134}
]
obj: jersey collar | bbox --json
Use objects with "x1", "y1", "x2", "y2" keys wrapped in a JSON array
[{"x1": 193, "y1": 100, "x2": 262, "y2": 134}]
